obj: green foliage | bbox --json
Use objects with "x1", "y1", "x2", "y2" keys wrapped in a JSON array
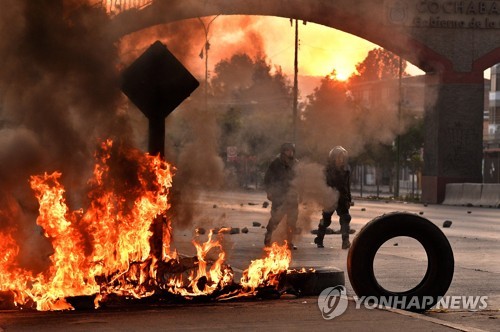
[{"x1": 399, "y1": 118, "x2": 424, "y2": 171}]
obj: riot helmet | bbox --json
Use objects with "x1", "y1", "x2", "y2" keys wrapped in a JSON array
[
  {"x1": 280, "y1": 142, "x2": 295, "y2": 155},
  {"x1": 280, "y1": 142, "x2": 296, "y2": 164},
  {"x1": 328, "y1": 146, "x2": 348, "y2": 169}
]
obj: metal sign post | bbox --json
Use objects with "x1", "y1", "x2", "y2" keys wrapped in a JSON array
[{"x1": 122, "y1": 40, "x2": 199, "y2": 259}]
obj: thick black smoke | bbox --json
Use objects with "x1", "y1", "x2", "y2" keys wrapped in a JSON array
[{"x1": 0, "y1": 0, "x2": 130, "y2": 270}]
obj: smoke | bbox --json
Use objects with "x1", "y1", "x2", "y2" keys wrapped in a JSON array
[
  {"x1": 0, "y1": 0, "x2": 422, "y2": 271},
  {"x1": 119, "y1": 16, "x2": 266, "y2": 80},
  {"x1": 0, "y1": 0, "x2": 131, "y2": 270},
  {"x1": 119, "y1": 14, "x2": 414, "y2": 234},
  {"x1": 0, "y1": 8, "x2": 270, "y2": 265},
  {"x1": 299, "y1": 75, "x2": 421, "y2": 160},
  {"x1": 292, "y1": 160, "x2": 339, "y2": 236},
  {"x1": 167, "y1": 106, "x2": 225, "y2": 230},
  {"x1": 118, "y1": 16, "x2": 268, "y2": 231}
]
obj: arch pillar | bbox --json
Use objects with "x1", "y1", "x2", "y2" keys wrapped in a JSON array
[{"x1": 421, "y1": 70, "x2": 484, "y2": 204}]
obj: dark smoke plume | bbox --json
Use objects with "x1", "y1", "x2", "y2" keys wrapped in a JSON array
[{"x1": 0, "y1": 0, "x2": 130, "y2": 271}]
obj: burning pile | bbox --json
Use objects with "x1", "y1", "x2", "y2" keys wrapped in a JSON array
[{"x1": 0, "y1": 139, "x2": 292, "y2": 311}]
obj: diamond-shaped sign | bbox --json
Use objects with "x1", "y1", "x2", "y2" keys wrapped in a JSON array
[{"x1": 121, "y1": 40, "x2": 199, "y2": 119}]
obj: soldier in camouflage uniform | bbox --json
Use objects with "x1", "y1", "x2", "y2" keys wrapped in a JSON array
[{"x1": 263, "y1": 143, "x2": 298, "y2": 250}]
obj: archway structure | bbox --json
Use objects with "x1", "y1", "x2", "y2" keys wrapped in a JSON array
[{"x1": 109, "y1": 0, "x2": 500, "y2": 203}]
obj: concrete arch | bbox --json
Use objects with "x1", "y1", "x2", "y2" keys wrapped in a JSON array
[
  {"x1": 110, "y1": 0, "x2": 457, "y2": 73},
  {"x1": 474, "y1": 47, "x2": 500, "y2": 72}
]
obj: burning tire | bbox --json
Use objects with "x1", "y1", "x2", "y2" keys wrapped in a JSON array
[
  {"x1": 347, "y1": 212, "x2": 454, "y2": 312},
  {"x1": 285, "y1": 267, "x2": 345, "y2": 296}
]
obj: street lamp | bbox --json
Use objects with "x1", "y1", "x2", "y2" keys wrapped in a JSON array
[{"x1": 198, "y1": 15, "x2": 220, "y2": 111}]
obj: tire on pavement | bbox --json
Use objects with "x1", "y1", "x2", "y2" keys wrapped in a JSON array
[{"x1": 347, "y1": 211, "x2": 454, "y2": 312}]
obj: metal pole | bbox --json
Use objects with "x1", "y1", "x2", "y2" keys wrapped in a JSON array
[
  {"x1": 395, "y1": 56, "x2": 402, "y2": 198},
  {"x1": 412, "y1": 170, "x2": 415, "y2": 199},
  {"x1": 360, "y1": 165, "x2": 364, "y2": 198},
  {"x1": 198, "y1": 15, "x2": 219, "y2": 111},
  {"x1": 148, "y1": 116, "x2": 165, "y2": 260},
  {"x1": 292, "y1": 19, "x2": 299, "y2": 143},
  {"x1": 148, "y1": 116, "x2": 165, "y2": 157},
  {"x1": 204, "y1": 31, "x2": 209, "y2": 111}
]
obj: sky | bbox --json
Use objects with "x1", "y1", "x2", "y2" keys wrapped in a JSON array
[
  {"x1": 212, "y1": 16, "x2": 380, "y2": 80},
  {"x1": 191, "y1": 16, "x2": 425, "y2": 80}
]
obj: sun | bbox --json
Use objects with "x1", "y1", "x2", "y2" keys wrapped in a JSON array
[
  {"x1": 257, "y1": 17, "x2": 377, "y2": 79},
  {"x1": 334, "y1": 70, "x2": 350, "y2": 81},
  {"x1": 324, "y1": 69, "x2": 350, "y2": 81}
]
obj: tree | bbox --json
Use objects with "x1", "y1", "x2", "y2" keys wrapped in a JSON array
[
  {"x1": 399, "y1": 118, "x2": 424, "y2": 167},
  {"x1": 211, "y1": 53, "x2": 294, "y2": 155},
  {"x1": 210, "y1": 53, "x2": 295, "y2": 186},
  {"x1": 211, "y1": 53, "x2": 255, "y2": 96},
  {"x1": 347, "y1": 47, "x2": 424, "y2": 198},
  {"x1": 299, "y1": 70, "x2": 352, "y2": 162},
  {"x1": 399, "y1": 118, "x2": 424, "y2": 199},
  {"x1": 349, "y1": 48, "x2": 408, "y2": 84}
]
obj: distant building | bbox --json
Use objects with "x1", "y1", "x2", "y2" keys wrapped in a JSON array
[
  {"x1": 348, "y1": 75, "x2": 426, "y2": 196},
  {"x1": 484, "y1": 64, "x2": 500, "y2": 183},
  {"x1": 349, "y1": 75, "x2": 426, "y2": 117},
  {"x1": 349, "y1": 71, "x2": 498, "y2": 192},
  {"x1": 486, "y1": 64, "x2": 500, "y2": 148}
]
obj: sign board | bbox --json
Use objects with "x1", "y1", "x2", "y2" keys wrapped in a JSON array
[{"x1": 122, "y1": 40, "x2": 199, "y2": 119}]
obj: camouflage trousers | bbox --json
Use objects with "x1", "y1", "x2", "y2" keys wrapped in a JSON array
[{"x1": 264, "y1": 195, "x2": 298, "y2": 246}]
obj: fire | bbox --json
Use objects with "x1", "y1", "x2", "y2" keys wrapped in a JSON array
[
  {"x1": 240, "y1": 242, "x2": 291, "y2": 295},
  {"x1": 162, "y1": 229, "x2": 234, "y2": 297},
  {"x1": 0, "y1": 231, "x2": 33, "y2": 306},
  {"x1": 29, "y1": 171, "x2": 96, "y2": 311},
  {"x1": 0, "y1": 139, "x2": 292, "y2": 310}
]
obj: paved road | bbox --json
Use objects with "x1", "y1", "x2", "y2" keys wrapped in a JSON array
[
  {"x1": 177, "y1": 189, "x2": 500, "y2": 330},
  {"x1": 1, "y1": 189, "x2": 499, "y2": 331}
]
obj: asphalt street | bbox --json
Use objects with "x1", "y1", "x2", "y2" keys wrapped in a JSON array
[{"x1": 1, "y1": 189, "x2": 499, "y2": 331}]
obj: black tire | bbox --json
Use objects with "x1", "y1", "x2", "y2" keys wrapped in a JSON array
[
  {"x1": 285, "y1": 267, "x2": 345, "y2": 296},
  {"x1": 347, "y1": 212, "x2": 454, "y2": 312}
]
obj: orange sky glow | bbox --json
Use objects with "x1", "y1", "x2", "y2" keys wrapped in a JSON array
[{"x1": 196, "y1": 16, "x2": 424, "y2": 77}]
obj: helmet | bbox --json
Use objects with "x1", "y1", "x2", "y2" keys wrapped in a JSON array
[
  {"x1": 280, "y1": 142, "x2": 295, "y2": 154},
  {"x1": 328, "y1": 146, "x2": 348, "y2": 168}
]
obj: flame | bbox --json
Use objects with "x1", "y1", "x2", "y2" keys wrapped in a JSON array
[
  {"x1": 240, "y1": 242, "x2": 291, "y2": 296},
  {"x1": 0, "y1": 139, "x2": 173, "y2": 310},
  {"x1": 28, "y1": 171, "x2": 95, "y2": 310},
  {"x1": 0, "y1": 231, "x2": 33, "y2": 306},
  {"x1": 0, "y1": 139, "x2": 293, "y2": 310},
  {"x1": 163, "y1": 229, "x2": 234, "y2": 297}
]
